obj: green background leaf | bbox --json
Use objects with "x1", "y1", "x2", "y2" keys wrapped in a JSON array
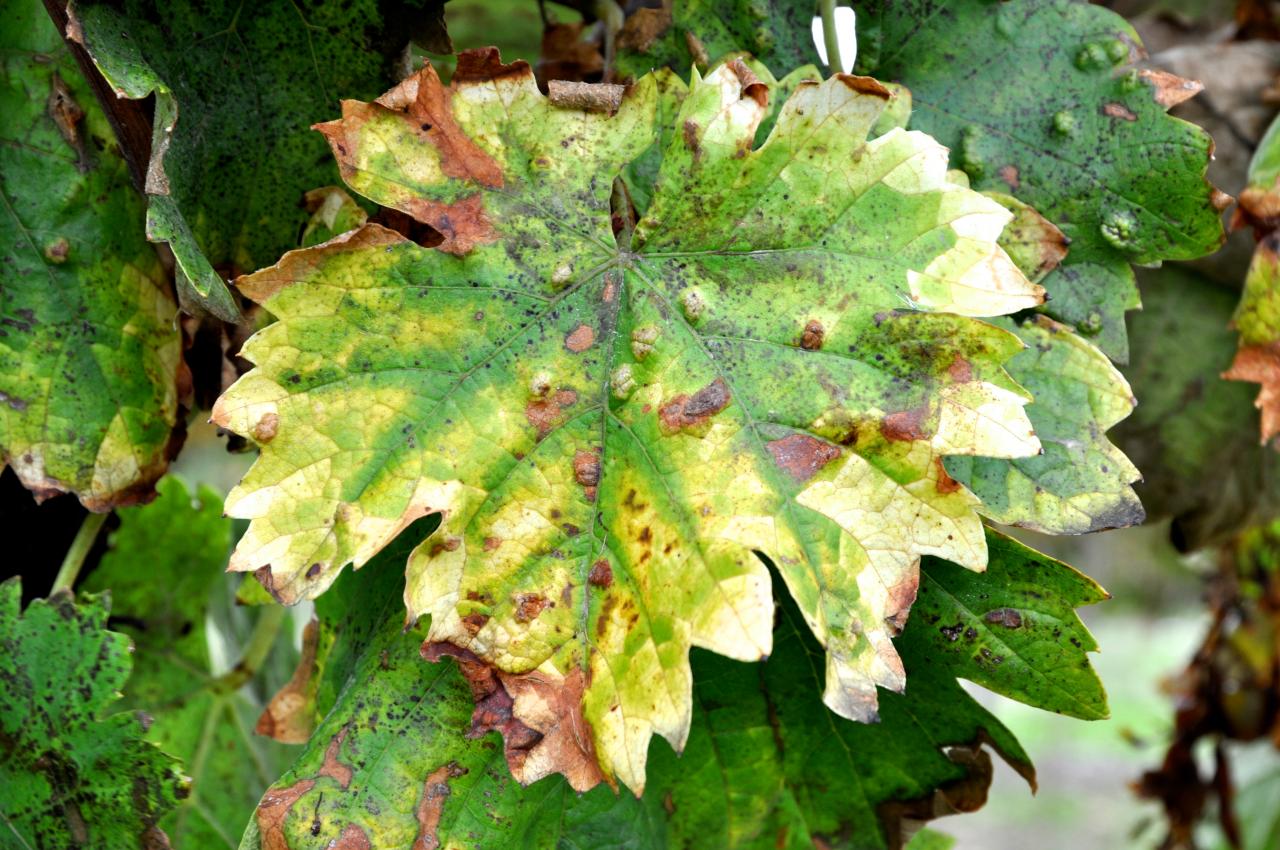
[
  {"x1": 0, "y1": 0, "x2": 181, "y2": 510},
  {"x1": 0, "y1": 579, "x2": 186, "y2": 848}
]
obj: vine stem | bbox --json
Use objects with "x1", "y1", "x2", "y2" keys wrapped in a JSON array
[
  {"x1": 819, "y1": 0, "x2": 844, "y2": 75},
  {"x1": 51, "y1": 511, "x2": 108, "y2": 595},
  {"x1": 214, "y1": 604, "x2": 288, "y2": 693}
]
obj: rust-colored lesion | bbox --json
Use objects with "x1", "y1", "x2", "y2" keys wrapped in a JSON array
[
  {"x1": 658, "y1": 378, "x2": 731, "y2": 434},
  {"x1": 422, "y1": 643, "x2": 606, "y2": 792},
  {"x1": 525, "y1": 388, "x2": 579, "y2": 439},
  {"x1": 880, "y1": 404, "x2": 930, "y2": 443},
  {"x1": 767, "y1": 434, "x2": 841, "y2": 483},
  {"x1": 256, "y1": 778, "x2": 317, "y2": 850},
  {"x1": 318, "y1": 725, "x2": 355, "y2": 789},
  {"x1": 934, "y1": 457, "x2": 962, "y2": 494},
  {"x1": 411, "y1": 762, "x2": 468, "y2": 850},
  {"x1": 564, "y1": 324, "x2": 595, "y2": 353},
  {"x1": 800, "y1": 320, "x2": 825, "y2": 351}
]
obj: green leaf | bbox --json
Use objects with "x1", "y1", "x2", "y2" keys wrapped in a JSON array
[
  {"x1": 66, "y1": 0, "x2": 437, "y2": 320},
  {"x1": 0, "y1": 578, "x2": 187, "y2": 848},
  {"x1": 242, "y1": 542, "x2": 1033, "y2": 850},
  {"x1": 213, "y1": 55, "x2": 1047, "y2": 791},
  {"x1": 613, "y1": 0, "x2": 821, "y2": 81},
  {"x1": 81, "y1": 476, "x2": 291, "y2": 848},
  {"x1": 915, "y1": 529, "x2": 1109, "y2": 719},
  {"x1": 854, "y1": 0, "x2": 1226, "y2": 361},
  {"x1": 0, "y1": 0, "x2": 182, "y2": 510},
  {"x1": 946, "y1": 316, "x2": 1143, "y2": 534}
]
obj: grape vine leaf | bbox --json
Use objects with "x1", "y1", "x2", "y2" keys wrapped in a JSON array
[
  {"x1": 213, "y1": 52, "x2": 1045, "y2": 791},
  {"x1": 0, "y1": 578, "x2": 187, "y2": 849},
  {"x1": 64, "y1": 0, "x2": 441, "y2": 320},
  {"x1": 852, "y1": 0, "x2": 1227, "y2": 362},
  {"x1": 81, "y1": 476, "x2": 291, "y2": 848},
  {"x1": 240, "y1": 540, "x2": 1036, "y2": 850},
  {"x1": 915, "y1": 529, "x2": 1109, "y2": 719},
  {"x1": 0, "y1": 0, "x2": 183, "y2": 511}
]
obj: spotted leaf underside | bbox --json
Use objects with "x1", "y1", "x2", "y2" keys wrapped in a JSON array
[{"x1": 214, "y1": 51, "x2": 1047, "y2": 792}]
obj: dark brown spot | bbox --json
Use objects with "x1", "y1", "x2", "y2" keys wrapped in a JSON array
[
  {"x1": 573, "y1": 449, "x2": 600, "y2": 487},
  {"x1": 514, "y1": 593, "x2": 547, "y2": 623},
  {"x1": 588, "y1": 560, "x2": 613, "y2": 588},
  {"x1": 658, "y1": 378, "x2": 731, "y2": 434},
  {"x1": 638, "y1": 527, "x2": 652, "y2": 544},
  {"x1": 683, "y1": 119, "x2": 702, "y2": 160},
  {"x1": 767, "y1": 434, "x2": 841, "y2": 483},
  {"x1": 800, "y1": 320, "x2": 825, "y2": 351},
  {"x1": 483, "y1": 536, "x2": 502, "y2": 551},
  {"x1": 984, "y1": 608, "x2": 1024, "y2": 629},
  {"x1": 461, "y1": 613, "x2": 490, "y2": 634}
]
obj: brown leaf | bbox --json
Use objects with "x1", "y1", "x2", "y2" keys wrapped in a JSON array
[{"x1": 1224, "y1": 343, "x2": 1280, "y2": 443}]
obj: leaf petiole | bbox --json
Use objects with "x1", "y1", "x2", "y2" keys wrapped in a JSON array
[{"x1": 51, "y1": 511, "x2": 109, "y2": 595}]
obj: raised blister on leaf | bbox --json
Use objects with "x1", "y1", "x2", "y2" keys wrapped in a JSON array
[{"x1": 215, "y1": 50, "x2": 1043, "y2": 791}]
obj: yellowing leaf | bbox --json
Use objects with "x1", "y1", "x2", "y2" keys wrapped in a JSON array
[{"x1": 214, "y1": 51, "x2": 1042, "y2": 792}]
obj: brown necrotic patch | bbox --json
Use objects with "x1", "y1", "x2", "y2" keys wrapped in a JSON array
[
  {"x1": 934, "y1": 457, "x2": 962, "y2": 494},
  {"x1": 514, "y1": 593, "x2": 548, "y2": 623},
  {"x1": 525, "y1": 389, "x2": 578, "y2": 439},
  {"x1": 255, "y1": 779, "x2": 316, "y2": 850},
  {"x1": 411, "y1": 762, "x2": 468, "y2": 850},
  {"x1": 1102, "y1": 102, "x2": 1137, "y2": 121},
  {"x1": 588, "y1": 559, "x2": 613, "y2": 588},
  {"x1": 984, "y1": 608, "x2": 1024, "y2": 629},
  {"x1": 422, "y1": 643, "x2": 605, "y2": 791},
  {"x1": 800, "y1": 320, "x2": 825, "y2": 351},
  {"x1": 564, "y1": 324, "x2": 595, "y2": 352},
  {"x1": 767, "y1": 434, "x2": 841, "y2": 483},
  {"x1": 658, "y1": 378, "x2": 731, "y2": 434},
  {"x1": 880, "y1": 405, "x2": 929, "y2": 442},
  {"x1": 318, "y1": 726, "x2": 355, "y2": 789}
]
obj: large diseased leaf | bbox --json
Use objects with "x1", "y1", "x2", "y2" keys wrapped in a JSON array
[
  {"x1": 854, "y1": 0, "x2": 1227, "y2": 362},
  {"x1": 81, "y1": 476, "x2": 291, "y2": 848},
  {"x1": 65, "y1": 0, "x2": 440, "y2": 320},
  {"x1": 213, "y1": 52, "x2": 1046, "y2": 791},
  {"x1": 0, "y1": 578, "x2": 186, "y2": 849},
  {"x1": 242, "y1": 543, "x2": 1037, "y2": 850},
  {"x1": 0, "y1": 0, "x2": 182, "y2": 510}
]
